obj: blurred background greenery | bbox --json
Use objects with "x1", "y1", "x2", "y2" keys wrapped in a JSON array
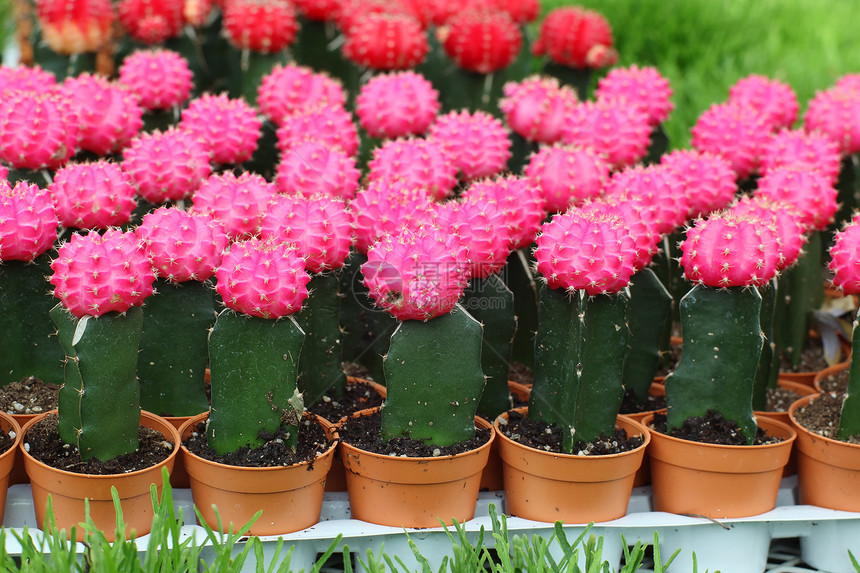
[{"x1": 543, "y1": 0, "x2": 860, "y2": 149}]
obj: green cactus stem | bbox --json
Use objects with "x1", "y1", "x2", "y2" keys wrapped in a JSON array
[
  {"x1": 0, "y1": 254, "x2": 65, "y2": 386},
  {"x1": 381, "y1": 304, "x2": 485, "y2": 447},
  {"x1": 831, "y1": 154, "x2": 859, "y2": 233},
  {"x1": 462, "y1": 274, "x2": 517, "y2": 419},
  {"x1": 542, "y1": 61, "x2": 591, "y2": 100},
  {"x1": 292, "y1": 18, "x2": 354, "y2": 106},
  {"x1": 528, "y1": 285, "x2": 630, "y2": 452},
  {"x1": 666, "y1": 285, "x2": 762, "y2": 444},
  {"x1": 622, "y1": 268, "x2": 673, "y2": 407},
  {"x1": 207, "y1": 308, "x2": 305, "y2": 455},
  {"x1": 839, "y1": 309, "x2": 860, "y2": 439},
  {"x1": 778, "y1": 231, "x2": 825, "y2": 368},
  {"x1": 752, "y1": 279, "x2": 779, "y2": 411},
  {"x1": 506, "y1": 249, "x2": 539, "y2": 369},
  {"x1": 228, "y1": 48, "x2": 290, "y2": 106},
  {"x1": 51, "y1": 304, "x2": 142, "y2": 462},
  {"x1": 138, "y1": 279, "x2": 216, "y2": 417},
  {"x1": 296, "y1": 273, "x2": 347, "y2": 407},
  {"x1": 644, "y1": 124, "x2": 669, "y2": 165}
]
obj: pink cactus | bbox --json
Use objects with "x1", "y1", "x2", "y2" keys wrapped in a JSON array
[
  {"x1": 604, "y1": 164, "x2": 689, "y2": 235},
  {"x1": 122, "y1": 128, "x2": 212, "y2": 204},
  {"x1": 0, "y1": 180, "x2": 58, "y2": 262},
  {"x1": 829, "y1": 218, "x2": 860, "y2": 295},
  {"x1": 49, "y1": 161, "x2": 137, "y2": 229},
  {"x1": 275, "y1": 140, "x2": 360, "y2": 200},
  {"x1": 441, "y1": 8, "x2": 522, "y2": 74},
  {"x1": 433, "y1": 197, "x2": 511, "y2": 279},
  {"x1": 461, "y1": 175, "x2": 545, "y2": 250},
  {"x1": 835, "y1": 74, "x2": 860, "y2": 93},
  {"x1": 118, "y1": 49, "x2": 193, "y2": 111},
  {"x1": 137, "y1": 206, "x2": 228, "y2": 282},
  {"x1": 534, "y1": 208, "x2": 637, "y2": 295},
  {"x1": 525, "y1": 144, "x2": 610, "y2": 212},
  {"x1": 759, "y1": 129, "x2": 842, "y2": 185},
  {"x1": 0, "y1": 165, "x2": 7, "y2": 181},
  {"x1": 35, "y1": 0, "x2": 114, "y2": 54},
  {"x1": 579, "y1": 199, "x2": 661, "y2": 271},
  {"x1": 116, "y1": 0, "x2": 183, "y2": 44},
  {"x1": 215, "y1": 237, "x2": 310, "y2": 319},
  {"x1": 691, "y1": 101, "x2": 772, "y2": 180},
  {"x1": 362, "y1": 226, "x2": 469, "y2": 321},
  {"x1": 61, "y1": 73, "x2": 144, "y2": 156},
  {"x1": 0, "y1": 65, "x2": 56, "y2": 94},
  {"x1": 428, "y1": 109, "x2": 511, "y2": 181},
  {"x1": 679, "y1": 212, "x2": 781, "y2": 288},
  {"x1": 257, "y1": 64, "x2": 346, "y2": 127},
  {"x1": 532, "y1": 6, "x2": 618, "y2": 69},
  {"x1": 727, "y1": 75, "x2": 799, "y2": 133},
  {"x1": 804, "y1": 87, "x2": 860, "y2": 156},
  {"x1": 660, "y1": 149, "x2": 737, "y2": 219},
  {"x1": 350, "y1": 179, "x2": 435, "y2": 253},
  {"x1": 728, "y1": 195, "x2": 806, "y2": 271},
  {"x1": 0, "y1": 91, "x2": 78, "y2": 170},
  {"x1": 498, "y1": 76, "x2": 578, "y2": 144},
  {"x1": 355, "y1": 71, "x2": 440, "y2": 139},
  {"x1": 223, "y1": 0, "x2": 298, "y2": 53},
  {"x1": 50, "y1": 228, "x2": 156, "y2": 317},
  {"x1": 190, "y1": 171, "x2": 278, "y2": 240},
  {"x1": 366, "y1": 137, "x2": 458, "y2": 200},
  {"x1": 560, "y1": 98, "x2": 651, "y2": 171},
  {"x1": 342, "y1": 12, "x2": 428, "y2": 70},
  {"x1": 179, "y1": 93, "x2": 262, "y2": 165},
  {"x1": 595, "y1": 65, "x2": 674, "y2": 127},
  {"x1": 275, "y1": 104, "x2": 359, "y2": 158},
  {"x1": 754, "y1": 165, "x2": 839, "y2": 233},
  {"x1": 259, "y1": 193, "x2": 353, "y2": 274}
]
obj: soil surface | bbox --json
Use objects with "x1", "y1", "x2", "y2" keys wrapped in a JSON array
[
  {"x1": 619, "y1": 387, "x2": 667, "y2": 414},
  {"x1": 338, "y1": 409, "x2": 491, "y2": 457},
  {"x1": 307, "y1": 381, "x2": 384, "y2": 424},
  {"x1": 765, "y1": 385, "x2": 805, "y2": 412},
  {"x1": 507, "y1": 362, "x2": 534, "y2": 386},
  {"x1": 342, "y1": 362, "x2": 373, "y2": 380},
  {"x1": 650, "y1": 410, "x2": 779, "y2": 446},
  {"x1": 24, "y1": 414, "x2": 173, "y2": 475},
  {"x1": 780, "y1": 335, "x2": 842, "y2": 373},
  {"x1": 793, "y1": 392, "x2": 860, "y2": 444},
  {"x1": 0, "y1": 428, "x2": 14, "y2": 456},
  {"x1": 0, "y1": 377, "x2": 60, "y2": 416},
  {"x1": 498, "y1": 410, "x2": 644, "y2": 455},
  {"x1": 183, "y1": 415, "x2": 333, "y2": 467},
  {"x1": 817, "y1": 367, "x2": 848, "y2": 395}
]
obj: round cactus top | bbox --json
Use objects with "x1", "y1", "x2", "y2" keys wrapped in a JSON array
[
  {"x1": 499, "y1": 75, "x2": 579, "y2": 145},
  {"x1": 830, "y1": 217, "x2": 860, "y2": 295},
  {"x1": 0, "y1": 64, "x2": 57, "y2": 94},
  {"x1": 532, "y1": 6, "x2": 618, "y2": 69},
  {"x1": 595, "y1": 64, "x2": 674, "y2": 127},
  {"x1": 50, "y1": 228, "x2": 156, "y2": 317},
  {"x1": 356, "y1": 71, "x2": 440, "y2": 139},
  {"x1": 433, "y1": 197, "x2": 511, "y2": 280},
  {"x1": 441, "y1": 8, "x2": 522, "y2": 74},
  {"x1": 257, "y1": 64, "x2": 346, "y2": 127},
  {"x1": 561, "y1": 98, "x2": 651, "y2": 171},
  {"x1": 343, "y1": 12, "x2": 428, "y2": 70},
  {"x1": 49, "y1": 160, "x2": 137, "y2": 230},
  {"x1": 350, "y1": 178, "x2": 435, "y2": 253},
  {"x1": 179, "y1": 93, "x2": 262, "y2": 166},
  {"x1": 118, "y1": 48, "x2": 192, "y2": 110},
  {"x1": 728, "y1": 75, "x2": 799, "y2": 132},
  {"x1": 215, "y1": 237, "x2": 310, "y2": 319},
  {"x1": 660, "y1": 149, "x2": 738, "y2": 219},
  {"x1": 804, "y1": 86, "x2": 860, "y2": 156},
  {"x1": 223, "y1": 0, "x2": 298, "y2": 53},
  {"x1": 691, "y1": 100, "x2": 771, "y2": 181},
  {"x1": 728, "y1": 195, "x2": 806, "y2": 272},
  {"x1": 525, "y1": 143, "x2": 610, "y2": 213},
  {"x1": 759, "y1": 129, "x2": 842, "y2": 186},
  {"x1": 117, "y1": 0, "x2": 183, "y2": 44},
  {"x1": 753, "y1": 164, "x2": 838, "y2": 233},
  {"x1": 0, "y1": 180, "x2": 58, "y2": 262},
  {"x1": 428, "y1": 109, "x2": 511, "y2": 181}
]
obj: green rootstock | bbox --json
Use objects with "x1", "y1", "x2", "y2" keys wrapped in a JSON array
[
  {"x1": 138, "y1": 279, "x2": 215, "y2": 417},
  {"x1": 622, "y1": 268, "x2": 673, "y2": 406},
  {"x1": 506, "y1": 249, "x2": 540, "y2": 369},
  {"x1": 0, "y1": 255, "x2": 65, "y2": 386},
  {"x1": 207, "y1": 309, "x2": 305, "y2": 455},
  {"x1": 52, "y1": 304, "x2": 142, "y2": 462},
  {"x1": 463, "y1": 274, "x2": 517, "y2": 419},
  {"x1": 528, "y1": 286, "x2": 630, "y2": 452},
  {"x1": 839, "y1": 309, "x2": 860, "y2": 439},
  {"x1": 296, "y1": 273, "x2": 347, "y2": 407},
  {"x1": 381, "y1": 305, "x2": 486, "y2": 447},
  {"x1": 666, "y1": 285, "x2": 763, "y2": 444},
  {"x1": 752, "y1": 279, "x2": 779, "y2": 411},
  {"x1": 778, "y1": 232, "x2": 824, "y2": 368}
]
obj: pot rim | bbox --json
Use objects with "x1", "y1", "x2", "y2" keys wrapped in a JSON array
[
  {"x1": 641, "y1": 411, "x2": 797, "y2": 450},
  {"x1": 788, "y1": 392, "x2": 860, "y2": 450}
]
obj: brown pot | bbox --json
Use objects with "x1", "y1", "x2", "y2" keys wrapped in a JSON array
[
  {"x1": 644, "y1": 413, "x2": 796, "y2": 518},
  {"x1": 161, "y1": 414, "x2": 206, "y2": 489},
  {"x1": 0, "y1": 412, "x2": 22, "y2": 523},
  {"x1": 20, "y1": 410, "x2": 180, "y2": 542},
  {"x1": 339, "y1": 407, "x2": 495, "y2": 528},
  {"x1": 789, "y1": 393, "x2": 860, "y2": 511},
  {"x1": 494, "y1": 407, "x2": 649, "y2": 523},
  {"x1": 9, "y1": 413, "x2": 38, "y2": 485},
  {"x1": 480, "y1": 381, "x2": 531, "y2": 492},
  {"x1": 623, "y1": 382, "x2": 667, "y2": 488},
  {"x1": 813, "y1": 360, "x2": 850, "y2": 394},
  {"x1": 179, "y1": 411, "x2": 338, "y2": 536},
  {"x1": 755, "y1": 378, "x2": 817, "y2": 477}
]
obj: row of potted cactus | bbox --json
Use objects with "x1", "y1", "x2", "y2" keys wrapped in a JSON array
[{"x1": 1, "y1": 0, "x2": 860, "y2": 550}]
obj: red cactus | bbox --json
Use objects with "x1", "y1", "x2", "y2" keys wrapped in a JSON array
[
  {"x1": 276, "y1": 140, "x2": 360, "y2": 200},
  {"x1": 36, "y1": 0, "x2": 114, "y2": 54},
  {"x1": 342, "y1": 12, "x2": 428, "y2": 70},
  {"x1": 190, "y1": 171, "x2": 278, "y2": 240},
  {"x1": 728, "y1": 195, "x2": 806, "y2": 272},
  {"x1": 222, "y1": 0, "x2": 298, "y2": 53},
  {"x1": 461, "y1": 175, "x2": 545, "y2": 251},
  {"x1": 0, "y1": 65, "x2": 56, "y2": 95},
  {"x1": 275, "y1": 104, "x2": 359, "y2": 158},
  {"x1": 804, "y1": 86, "x2": 860, "y2": 156},
  {"x1": 116, "y1": 0, "x2": 184, "y2": 44},
  {"x1": 350, "y1": 179, "x2": 435, "y2": 253},
  {"x1": 829, "y1": 218, "x2": 860, "y2": 295},
  {"x1": 532, "y1": 6, "x2": 618, "y2": 69},
  {"x1": 441, "y1": 8, "x2": 522, "y2": 74},
  {"x1": 604, "y1": 164, "x2": 689, "y2": 236}
]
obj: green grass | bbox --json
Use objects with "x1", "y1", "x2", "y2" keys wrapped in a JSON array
[{"x1": 541, "y1": 0, "x2": 860, "y2": 149}]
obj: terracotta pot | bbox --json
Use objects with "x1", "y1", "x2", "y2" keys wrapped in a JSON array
[
  {"x1": 162, "y1": 413, "x2": 207, "y2": 489},
  {"x1": 644, "y1": 413, "x2": 796, "y2": 518},
  {"x1": 179, "y1": 411, "x2": 338, "y2": 535},
  {"x1": 789, "y1": 393, "x2": 860, "y2": 511},
  {"x1": 495, "y1": 407, "x2": 649, "y2": 523},
  {"x1": 320, "y1": 376, "x2": 387, "y2": 492},
  {"x1": 480, "y1": 381, "x2": 531, "y2": 492},
  {"x1": 21, "y1": 410, "x2": 179, "y2": 542},
  {"x1": 756, "y1": 379, "x2": 817, "y2": 477},
  {"x1": 339, "y1": 407, "x2": 495, "y2": 528},
  {"x1": 0, "y1": 412, "x2": 22, "y2": 523},
  {"x1": 9, "y1": 412, "x2": 37, "y2": 485},
  {"x1": 813, "y1": 360, "x2": 850, "y2": 394},
  {"x1": 623, "y1": 382, "x2": 667, "y2": 488}
]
